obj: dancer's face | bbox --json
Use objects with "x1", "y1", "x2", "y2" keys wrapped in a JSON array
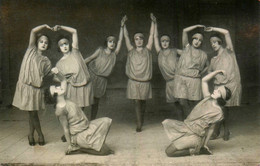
[
  {"x1": 211, "y1": 88, "x2": 222, "y2": 99},
  {"x1": 210, "y1": 39, "x2": 221, "y2": 51},
  {"x1": 134, "y1": 36, "x2": 144, "y2": 47},
  {"x1": 37, "y1": 36, "x2": 49, "y2": 51},
  {"x1": 58, "y1": 39, "x2": 70, "y2": 54},
  {"x1": 107, "y1": 39, "x2": 116, "y2": 50},
  {"x1": 192, "y1": 37, "x2": 202, "y2": 48},
  {"x1": 161, "y1": 40, "x2": 170, "y2": 49}
]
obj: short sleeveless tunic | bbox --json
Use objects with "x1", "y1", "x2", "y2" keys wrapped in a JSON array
[
  {"x1": 56, "y1": 48, "x2": 93, "y2": 107},
  {"x1": 208, "y1": 48, "x2": 241, "y2": 106},
  {"x1": 88, "y1": 47, "x2": 116, "y2": 98},
  {"x1": 173, "y1": 45, "x2": 207, "y2": 100},
  {"x1": 60, "y1": 100, "x2": 112, "y2": 151},
  {"x1": 162, "y1": 97, "x2": 223, "y2": 151},
  {"x1": 13, "y1": 46, "x2": 51, "y2": 111},
  {"x1": 126, "y1": 48, "x2": 152, "y2": 100},
  {"x1": 158, "y1": 49, "x2": 178, "y2": 103}
]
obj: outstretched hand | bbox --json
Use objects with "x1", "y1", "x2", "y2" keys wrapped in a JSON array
[
  {"x1": 52, "y1": 25, "x2": 61, "y2": 31},
  {"x1": 150, "y1": 13, "x2": 156, "y2": 22},
  {"x1": 51, "y1": 67, "x2": 59, "y2": 74},
  {"x1": 121, "y1": 15, "x2": 127, "y2": 27},
  {"x1": 204, "y1": 26, "x2": 213, "y2": 32}
]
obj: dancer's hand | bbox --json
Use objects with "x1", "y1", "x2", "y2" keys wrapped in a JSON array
[
  {"x1": 121, "y1": 15, "x2": 127, "y2": 27},
  {"x1": 45, "y1": 24, "x2": 52, "y2": 30},
  {"x1": 150, "y1": 13, "x2": 156, "y2": 23},
  {"x1": 204, "y1": 26, "x2": 213, "y2": 32},
  {"x1": 65, "y1": 145, "x2": 73, "y2": 155},
  {"x1": 200, "y1": 145, "x2": 212, "y2": 155},
  {"x1": 53, "y1": 25, "x2": 61, "y2": 31},
  {"x1": 51, "y1": 67, "x2": 59, "y2": 74}
]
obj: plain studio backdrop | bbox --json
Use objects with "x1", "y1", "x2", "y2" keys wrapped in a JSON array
[{"x1": 0, "y1": 0, "x2": 259, "y2": 105}]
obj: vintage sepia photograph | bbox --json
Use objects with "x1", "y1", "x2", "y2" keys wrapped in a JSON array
[{"x1": 0, "y1": 0, "x2": 259, "y2": 165}]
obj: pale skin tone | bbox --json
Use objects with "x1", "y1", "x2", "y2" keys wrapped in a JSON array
[
  {"x1": 165, "y1": 70, "x2": 226, "y2": 157},
  {"x1": 84, "y1": 16, "x2": 126, "y2": 64},
  {"x1": 27, "y1": 24, "x2": 52, "y2": 146},
  {"x1": 153, "y1": 16, "x2": 182, "y2": 54},
  {"x1": 123, "y1": 13, "x2": 155, "y2": 52}
]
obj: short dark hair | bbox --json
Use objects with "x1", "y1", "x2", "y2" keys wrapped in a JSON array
[
  {"x1": 217, "y1": 86, "x2": 232, "y2": 107},
  {"x1": 36, "y1": 33, "x2": 51, "y2": 49}
]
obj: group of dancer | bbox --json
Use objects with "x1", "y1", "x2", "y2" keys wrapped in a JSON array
[{"x1": 12, "y1": 13, "x2": 241, "y2": 157}]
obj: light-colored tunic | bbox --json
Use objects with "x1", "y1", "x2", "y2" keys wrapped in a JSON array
[
  {"x1": 162, "y1": 97, "x2": 223, "y2": 152},
  {"x1": 13, "y1": 46, "x2": 51, "y2": 111},
  {"x1": 126, "y1": 48, "x2": 152, "y2": 100},
  {"x1": 57, "y1": 100, "x2": 112, "y2": 151},
  {"x1": 208, "y1": 48, "x2": 241, "y2": 106},
  {"x1": 88, "y1": 47, "x2": 116, "y2": 98},
  {"x1": 56, "y1": 48, "x2": 93, "y2": 107},
  {"x1": 158, "y1": 49, "x2": 178, "y2": 103},
  {"x1": 173, "y1": 45, "x2": 207, "y2": 100}
]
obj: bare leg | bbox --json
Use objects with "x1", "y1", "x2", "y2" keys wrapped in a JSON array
[
  {"x1": 223, "y1": 107, "x2": 230, "y2": 141},
  {"x1": 135, "y1": 100, "x2": 142, "y2": 132},
  {"x1": 165, "y1": 143, "x2": 190, "y2": 157},
  {"x1": 29, "y1": 111, "x2": 45, "y2": 145},
  {"x1": 91, "y1": 97, "x2": 99, "y2": 120},
  {"x1": 179, "y1": 99, "x2": 190, "y2": 119},
  {"x1": 28, "y1": 112, "x2": 35, "y2": 146},
  {"x1": 77, "y1": 144, "x2": 114, "y2": 156}
]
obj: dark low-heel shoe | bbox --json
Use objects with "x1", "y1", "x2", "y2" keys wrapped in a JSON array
[
  {"x1": 38, "y1": 136, "x2": 45, "y2": 146},
  {"x1": 28, "y1": 136, "x2": 35, "y2": 146}
]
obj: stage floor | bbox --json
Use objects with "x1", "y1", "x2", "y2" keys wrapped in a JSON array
[{"x1": 0, "y1": 89, "x2": 260, "y2": 165}]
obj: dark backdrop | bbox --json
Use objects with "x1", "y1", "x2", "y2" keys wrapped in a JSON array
[{"x1": 0, "y1": 0, "x2": 259, "y2": 104}]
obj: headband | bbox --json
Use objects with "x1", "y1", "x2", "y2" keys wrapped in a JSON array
[
  {"x1": 160, "y1": 35, "x2": 170, "y2": 42},
  {"x1": 107, "y1": 36, "x2": 116, "y2": 42},
  {"x1": 219, "y1": 86, "x2": 227, "y2": 100},
  {"x1": 134, "y1": 33, "x2": 144, "y2": 39},
  {"x1": 210, "y1": 36, "x2": 222, "y2": 43},
  {"x1": 192, "y1": 33, "x2": 203, "y2": 41},
  {"x1": 58, "y1": 38, "x2": 69, "y2": 46}
]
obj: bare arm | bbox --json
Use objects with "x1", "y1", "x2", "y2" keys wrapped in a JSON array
[
  {"x1": 123, "y1": 17, "x2": 133, "y2": 51},
  {"x1": 182, "y1": 24, "x2": 205, "y2": 48},
  {"x1": 28, "y1": 24, "x2": 52, "y2": 48},
  {"x1": 55, "y1": 25, "x2": 79, "y2": 49},
  {"x1": 211, "y1": 27, "x2": 233, "y2": 51},
  {"x1": 203, "y1": 124, "x2": 215, "y2": 147},
  {"x1": 115, "y1": 16, "x2": 127, "y2": 55},
  {"x1": 146, "y1": 13, "x2": 155, "y2": 51},
  {"x1": 154, "y1": 20, "x2": 161, "y2": 53},
  {"x1": 202, "y1": 70, "x2": 225, "y2": 98},
  {"x1": 84, "y1": 48, "x2": 100, "y2": 64}
]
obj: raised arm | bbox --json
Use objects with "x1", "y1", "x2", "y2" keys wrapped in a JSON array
[
  {"x1": 115, "y1": 16, "x2": 126, "y2": 55},
  {"x1": 153, "y1": 17, "x2": 161, "y2": 53},
  {"x1": 84, "y1": 48, "x2": 100, "y2": 64},
  {"x1": 28, "y1": 24, "x2": 52, "y2": 48},
  {"x1": 123, "y1": 16, "x2": 133, "y2": 51},
  {"x1": 210, "y1": 27, "x2": 233, "y2": 51},
  {"x1": 146, "y1": 13, "x2": 155, "y2": 50},
  {"x1": 202, "y1": 70, "x2": 225, "y2": 98},
  {"x1": 54, "y1": 25, "x2": 78, "y2": 49},
  {"x1": 182, "y1": 24, "x2": 205, "y2": 47}
]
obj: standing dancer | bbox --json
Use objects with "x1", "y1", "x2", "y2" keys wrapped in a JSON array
[
  {"x1": 173, "y1": 25, "x2": 208, "y2": 120},
  {"x1": 85, "y1": 16, "x2": 127, "y2": 120},
  {"x1": 162, "y1": 70, "x2": 231, "y2": 157},
  {"x1": 153, "y1": 15, "x2": 183, "y2": 120},
  {"x1": 123, "y1": 14, "x2": 155, "y2": 132},
  {"x1": 206, "y1": 26, "x2": 241, "y2": 140},
  {"x1": 13, "y1": 24, "x2": 52, "y2": 146},
  {"x1": 54, "y1": 25, "x2": 93, "y2": 109}
]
